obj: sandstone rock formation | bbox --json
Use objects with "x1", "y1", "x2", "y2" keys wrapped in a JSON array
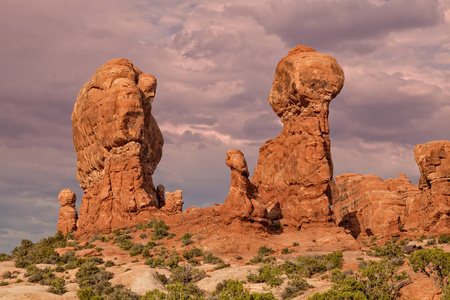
[
  {"x1": 405, "y1": 141, "x2": 450, "y2": 232},
  {"x1": 332, "y1": 174, "x2": 407, "y2": 238},
  {"x1": 252, "y1": 45, "x2": 345, "y2": 228},
  {"x1": 56, "y1": 189, "x2": 78, "y2": 234},
  {"x1": 72, "y1": 58, "x2": 163, "y2": 235},
  {"x1": 220, "y1": 149, "x2": 267, "y2": 223},
  {"x1": 162, "y1": 190, "x2": 184, "y2": 214}
]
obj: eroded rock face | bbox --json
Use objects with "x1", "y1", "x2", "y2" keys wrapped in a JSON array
[
  {"x1": 405, "y1": 141, "x2": 450, "y2": 232},
  {"x1": 72, "y1": 58, "x2": 163, "y2": 235},
  {"x1": 332, "y1": 174, "x2": 407, "y2": 238},
  {"x1": 252, "y1": 45, "x2": 344, "y2": 228},
  {"x1": 162, "y1": 190, "x2": 184, "y2": 214},
  {"x1": 220, "y1": 149, "x2": 267, "y2": 223},
  {"x1": 57, "y1": 189, "x2": 78, "y2": 234}
]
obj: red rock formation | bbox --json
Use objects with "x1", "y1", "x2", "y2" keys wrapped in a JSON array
[
  {"x1": 252, "y1": 45, "x2": 344, "y2": 228},
  {"x1": 332, "y1": 174, "x2": 407, "y2": 238},
  {"x1": 161, "y1": 190, "x2": 184, "y2": 214},
  {"x1": 56, "y1": 189, "x2": 78, "y2": 234},
  {"x1": 72, "y1": 58, "x2": 163, "y2": 236},
  {"x1": 220, "y1": 149, "x2": 267, "y2": 224},
  {"x1": 405, "y1": 141, "x2": 450, "y2": 233}
]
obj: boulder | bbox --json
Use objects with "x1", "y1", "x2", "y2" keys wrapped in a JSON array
[
  {"x1": 56, "y1": 189, "x2": 78, "y2": 234},
  {"x1": 72, "y1": 58, "x2": 163, "y2": 236},
  {"x1": 220, "y1": 149, "x2": 267, "y2": 223},
  {"x1": 252, "y1": 45, "x2": 344, "y2": 228}
]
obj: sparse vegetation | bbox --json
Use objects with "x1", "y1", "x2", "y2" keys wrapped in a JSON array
[
  {"x1": 281, "y1": 277, "x2": 314, "y2": 299},
  {"x1": 170, "y1": 265, "x2": 206, "y2": 285},
  {"x1": 247, "y1": 264, "x2": 283, "y2": 287},
  {"x1": 180, "y1": 233, "x2": 194, "y2": 246},
  {"x1": 282, "y1": 251, "x2": 344, "y2": 278},
  {"x1": 214, "y1": 279, "x2": 277, "y2": 300}
]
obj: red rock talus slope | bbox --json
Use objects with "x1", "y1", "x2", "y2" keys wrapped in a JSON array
[
  {"x1": 252, "y1": 45, "x2": 345, "y2": 228},
  {"x1": 332, "y1": 174, "x2": 408, "y2": 238},
  {"x1": 405, "y1": 141, "x2": 450, "y2": 232},
  {"x1": 72, "y1": 58, "x2": 163, "y2": 236}
]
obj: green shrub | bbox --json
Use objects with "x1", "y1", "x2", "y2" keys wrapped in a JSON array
[
  {"x1": 438, "y1": 234, "x2": 450, "y2": 244},
  {"x1": 203, "y1": 252, "x2": 224, "y2": 264},
  {"x1": 2, "y1": 271, "x2": 12, "y2": 279},
  {"x1": 409, "y1": 248, "x2": 450, "y2": 291},
  {"x1": 105, "y1": 260, "x2": 115, "y2": 267},
  {"x1": 367, "y1": 243, "x2": 404, "y2": 259},
  {"x1": 166, "y1": 283, "x2": 204, "y2": 299},
  {"x1": 292, "y1": 242, "x2": 299, "y2": 247},
  {"x1": 247, "y1": 264, "x2": 283, "y2": 287},
  {"x1": 145, "y1": 258, "x2": 165, "y2": 268},
  {"x1": 47, "y1": 276, "x2": 67, "y2": 295},
  {"x1": 281, "y1": 277, "x2": 313, "y2": 299},
  {"x1": 182, "y1": 247, "x2": 203, "y2": 260},
  {"x1": 215, "y1": 262, "x2": 231, "y2": 270},
  {"x1": 258, "y1": 246, "x2": 275, "y2": 257},
  {"x1": 148, "y1": 219, "x2": 170, "y2": 240},
  {"x1": 0, "y1": 253, "x2": 11, "y2": 262},
  {"x1": 140, "y1": 233, "x2": 148, "y2": 239},
  {"x1": 129, "y1": 243, "x2": 144, "y2": 257},
  {"x1": 1, "y1": 282, "x2": 9, "y2": 286},
  {"x1": 142, "y1": 289, "x2": 167, "y2": 300},
  {"x1": 180, "y1": 233, "x2": 194, "y2": 246},
  {"x1": 281, "y1": 248, "x2": 293, "y2": 254},
  {"x1": 170, "y1": 265, "x2": 206, "y2": 285}
]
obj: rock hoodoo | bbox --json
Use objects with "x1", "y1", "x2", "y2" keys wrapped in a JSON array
[
  {"x1": 220, "y1": 149, "x2": 267, "y2": 223},
  {"x1": 57, "y1": 189, "x2": 78, "y2": 234},
  {"x1": 405, "y1": 141, "x2": 450, "y2": 232},
  {"x1": 162, "y1": 190, "x2": 184, "y2": 214},
  {"x1": 72, "y1": 58, "x2": 164, "y2": 236},
  {"x1": 252, "y1": 45, "x2": 345, "y2": 228}
]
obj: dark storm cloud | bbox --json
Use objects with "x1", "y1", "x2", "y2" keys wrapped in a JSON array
[{"x1": 252, "y1": 0, "x2": 441, "y2": 52}]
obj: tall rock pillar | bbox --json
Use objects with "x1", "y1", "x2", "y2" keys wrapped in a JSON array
[{"x1": 252, "y1": 46, "x2": 344, "y2": 228}]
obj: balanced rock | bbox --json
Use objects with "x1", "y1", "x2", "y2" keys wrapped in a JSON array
[
  {"x1": 221, "y1": 149, "x2": 267, "y2": 223},
  {"x1": 57, "y1": 189, "x2": 78, "y2": 234},
  {"x1": 332, "y1": 174, "x2": 407, "y2": 238},
  {"x1": 162, "y1": 190, "x2": 184, "y2": 214},
  {"x1": 72, "y1": 58, "x2": 163, "y2": 235},
  {"x1": 252, "y1": 45, "x2": 344, "y2": 228},
  {"x1": 405, "y1": 141, "x2": 450, "y2": 232}
]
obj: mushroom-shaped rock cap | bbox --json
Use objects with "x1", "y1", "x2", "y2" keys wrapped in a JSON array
[
  {"x1": 268, "y1": 45, "x2": 345, "y2": 120},
  {"x1": 58, "y1": 189, "x2": 76, "y2": 206},
  {"x1": 226, "y1": 149, "x2": 249, "y2": 177}
]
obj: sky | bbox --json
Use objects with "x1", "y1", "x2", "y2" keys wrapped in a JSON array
[{"x1": 0, "y1": 0, "x2": 449, "y2": 254}]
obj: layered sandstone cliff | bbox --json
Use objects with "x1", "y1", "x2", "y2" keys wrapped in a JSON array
[
  {"x1": 404, "y1": 141, "x2": 450, "y2": 232},
  {"x1": 72, "y1": 58, "x2": 164, "y2": 236},
  {"x1": 332, "y1": 174, "x2": 408, "y2": 238},
  {"x1": 252, "y1": 45, "x2": 345, "y2": 228}
]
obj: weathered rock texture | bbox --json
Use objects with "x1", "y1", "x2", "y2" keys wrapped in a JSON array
[
  {"x1": 220, "y1": 149, "x2": 267, "y2": 223},
  {"x1": 252, "y1": 45, "x2": 344, "y2": 228},
  {"x1": 72, "y1": 58, "x2": 163, "y2": 235},
  {"x1": 405, "y1": 141, "x2": 450, "y2": 232},
  {"x1": 332, "y1": 174, "x2": 408, "y2": 238},
  {"x1": 56, "y1": 189, "x2": 78, "y2": 234},
  {"x1": 162, "y1": 190, "x2": 184, "y2": 214}
]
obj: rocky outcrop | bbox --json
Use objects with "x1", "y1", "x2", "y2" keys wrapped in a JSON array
[
  {"x1": 72, "y1": 58, "x2": 163, "y2": 236},
  {"x1": 405, "y1": 141, "x2": 450, "y2": 232},
  {"x1": 252, "y1": 45, "x2": 345, "y2": 228},
  {"x1": 162, "y1": 190, "x2": 184, "y2": 214},
  {"x1": 220, "y1": 149, "x2": 267, "y2": 223},
  {"x1": 56, "y1": 189, "x2": 78, "y2": 234},
  {"x1": 332, "y1": 174, "x2": 408, "y2": 238}
]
